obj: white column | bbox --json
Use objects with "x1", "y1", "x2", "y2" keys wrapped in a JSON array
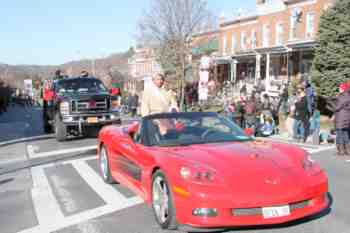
[
  {"x1": 255, "y1": 53, "x2": 261, "y2": 84},
  {"x1": 231, "y1": 60, "x2": 237, "y2": 83}
]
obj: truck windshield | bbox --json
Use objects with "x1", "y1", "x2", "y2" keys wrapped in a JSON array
[{"x1": 55, "y1": 78, "x2": 107, "y2": 94}]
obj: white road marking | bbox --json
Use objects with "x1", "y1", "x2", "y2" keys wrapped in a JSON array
[
  {"x1": 20, "y1": 160, "x2": 143, "y2": 233},
  {"x1": 26, "y1": 145, "x2": 39, "y2": 158},
  {"x1": 18, "y1": 199, "x2": 143, "y2": 233},
  {"x1": 28, "y1": 145, "x2": 97, "y2": 159},
  {"x1": 31, "y1": 166, "x2": 64, "y2": 229},
  {"x1": 71, "y1": 160, "x2": 140, "y2": 205},
  {"x1": 64, "y1": 155, "x2": 96, "y2": 163},
  {"x1": 306, "y1": 145, "x2": 335, "y2": 154}
]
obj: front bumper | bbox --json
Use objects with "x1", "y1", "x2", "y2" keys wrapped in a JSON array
[
  {"x1": 61, "y1": 112, "x2": 121, "y2": 126},
  {"x1": 173, "y1": 176, "x2": 329, "y2": 230}
]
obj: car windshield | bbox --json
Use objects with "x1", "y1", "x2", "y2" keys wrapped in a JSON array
[
  {"x1": 144, "y1": 112, "x2": 252, "y2": 147},
  {"x1": 54, "y1": 78, "x2": 107, "y2": 94}
]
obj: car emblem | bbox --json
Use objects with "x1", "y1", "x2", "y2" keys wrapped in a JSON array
[
  {"x1": 89, "y1": 100, "x2": 97, "y2": 108},
  {"x1": 264, "y1": 177, "x2": 280, "y2": 185}
]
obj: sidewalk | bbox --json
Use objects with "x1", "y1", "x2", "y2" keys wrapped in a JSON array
[{"x1": 0, "y1": 105, "x2": 45, "y2": 143}]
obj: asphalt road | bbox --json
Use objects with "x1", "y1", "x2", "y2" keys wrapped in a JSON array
[{"x1": 0, "y1": 105, "x2": 349, "y2": 233}]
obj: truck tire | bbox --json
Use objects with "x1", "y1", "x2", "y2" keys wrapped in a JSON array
[
  {"x1": 55, "y1": 114, "x2": 67, "y2": 141},
  {"x1": 43, "y1": 100, "x2": 53, "y2": 133}
]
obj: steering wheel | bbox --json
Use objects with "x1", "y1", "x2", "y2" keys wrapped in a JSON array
[{"x1": 200, "y1": 128, "x2": 218, "y2": 139}]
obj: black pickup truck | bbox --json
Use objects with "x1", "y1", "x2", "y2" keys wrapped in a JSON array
[{"x1": 43, "y1": 76, "x2": 121, "y2": 141}]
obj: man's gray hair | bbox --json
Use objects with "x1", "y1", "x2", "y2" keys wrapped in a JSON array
[{"x1": 153, "y1": 73, "x2": 165, "y2": 80}]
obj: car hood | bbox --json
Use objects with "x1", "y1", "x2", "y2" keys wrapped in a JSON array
[{"x1": 163, "y1": 141, "x2": 307, "y2": 203}]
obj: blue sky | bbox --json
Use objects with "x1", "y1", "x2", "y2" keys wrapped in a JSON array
[{"x1": 1, "y1": 0, "x2": 255, "y2": 65}]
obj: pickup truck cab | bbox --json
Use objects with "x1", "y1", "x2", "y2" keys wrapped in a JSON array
[{"x1": 43, "y1": 76, "x2": 121, "y2": 141}]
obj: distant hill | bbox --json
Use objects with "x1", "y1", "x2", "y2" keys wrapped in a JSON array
[{"x1": 0, "y1": 48, "x2": 134, "y2": 88}]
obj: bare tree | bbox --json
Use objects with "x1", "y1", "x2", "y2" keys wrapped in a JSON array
[{"x1": 138, "y1": 0, "x2": 216, "y2": 110}]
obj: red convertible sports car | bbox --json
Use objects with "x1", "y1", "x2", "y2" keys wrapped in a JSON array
[{"x1": 97, "y1": 112, "x2": 329, "y2": 232}]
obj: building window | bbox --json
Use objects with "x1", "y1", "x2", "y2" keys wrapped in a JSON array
[
  {"x1": 306, "y1": 12, "x2": 315, "y2": 39},
  {"x1": 223, "y1": 35, "x2": 227, "y2": 55},
  {"x1": 262, "y1": 24, "x2": 270, "y2": 47},
  {"x1": 290, "y1": 8, "x2": 302, "y2": 40},
  {"x1": 231, "y1": 34, "x2": 236, "y2": 53},
  {"x1": 251, "y1": 29, "x2": 257, "y2": 48},
  {"x1": 276, "y1": 23, "x2": 284, "y2": 45},
  {"x1": 241, "y1": 31, "x2": 246, "y2": 50}
]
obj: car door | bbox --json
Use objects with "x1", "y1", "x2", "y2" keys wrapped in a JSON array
[{"x1": 109, "y1": 123, "x2": 153, "y2": 197}]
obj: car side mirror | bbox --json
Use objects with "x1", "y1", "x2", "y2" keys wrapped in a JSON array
[{"x1": 127, "y1": 121, "x2": 140, "y2": 138}]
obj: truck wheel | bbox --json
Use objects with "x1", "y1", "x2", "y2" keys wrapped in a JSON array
[
  {"x1": 43, "y1": 101, "x2": 53, "y2": 133},
  {"x1": 55, "y1": 114, "x2": 67, "y2": 141}
]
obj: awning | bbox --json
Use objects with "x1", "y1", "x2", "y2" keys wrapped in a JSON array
[
  {"x1": 286, "y1": 40, "x2": 317, "y2": 50},
  {"x1": 191, "y1": 39, "x2": 219, "y2": 56}
]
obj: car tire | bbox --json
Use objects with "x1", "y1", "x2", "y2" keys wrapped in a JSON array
[
  {"x1": 55, "y1": 114, "x2": 67, "y2": 141},
  {"x1": 152, "y1": 170, "x2": 177, "y2": 230},
  {"x1": 99, "y1": 145, "x2": 115, "y2": 184}
]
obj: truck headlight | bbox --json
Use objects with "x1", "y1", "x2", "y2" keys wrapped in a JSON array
[{"x1": 60, "y1": 102, "x2": 70, "y2": 115}]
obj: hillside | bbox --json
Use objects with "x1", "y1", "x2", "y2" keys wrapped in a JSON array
[{"x1": 0, "y1": 48, "x2": 134, "y2": 88}]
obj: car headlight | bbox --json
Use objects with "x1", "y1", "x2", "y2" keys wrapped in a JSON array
[
  {"x1": 180, "y1": 165, "x2": 217, "y2": 184},
  {"x1": 302, "y1": 155, "x2": 322, "y2": 175},
  {"x1": 60, "y1": 101, "x2": 69, "y2": 115}
]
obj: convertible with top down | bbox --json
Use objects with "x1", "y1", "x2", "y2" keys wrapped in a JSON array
[{"x1": 97, "y1": 112, "x2": 329, "y2": 232}]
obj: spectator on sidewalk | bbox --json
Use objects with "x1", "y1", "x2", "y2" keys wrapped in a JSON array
[
  {"x1": 293, "y1": 87, "x2": 310, "y2": 142},
  {"x1": 334, "y1": 82, "x2": 350, "y2": 156},
  {"x1": 127, "y1": 91, "x2": 139, "y2": 117},
  {"x1": 309, "y1": 108, "x2": 321, "y2": 145}
]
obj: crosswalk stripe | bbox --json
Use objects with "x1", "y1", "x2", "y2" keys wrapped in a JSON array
[
  {"x1": 31, "y1": 166, "x2": 65, "y2": 229},
  {"x1": 18, "y1": 201, "x2": 144, "y2": 233},
  {"x1": 21, "y1": 159, "x2": 144, "y2": 233},
  {"x1": 71, "y1": 160, "x2": 139, "y2": 206},
  {"x1": 28, "y1": 145, "x2": 97, "y2": 159}
]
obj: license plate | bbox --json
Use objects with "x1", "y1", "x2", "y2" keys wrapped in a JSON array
[
  {"x1": 87, "y1": 117, "x2": 98, "y2": 123},
  {"x1": 262, "y1": 205, "x2": 290, "y2": 219}
]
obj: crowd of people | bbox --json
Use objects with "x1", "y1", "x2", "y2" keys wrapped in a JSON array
[
  {"x1": 0, "y1": 80, "x2": 35, "y2": 112},
  {"x1": 0, "y1": 80, "x2": 12, "y2": 114},
  {"x1": 2, "y1": 69, "x2": 349, "y2": 157}
]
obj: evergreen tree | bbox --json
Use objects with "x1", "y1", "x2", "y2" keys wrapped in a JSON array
[{"x1": 311, "y1": 0, "x2": 350, "y2": 98}]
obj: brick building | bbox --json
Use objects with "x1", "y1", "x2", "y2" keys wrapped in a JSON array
[
  {"x1": 214, "y1": 0, "x2": 334, "y2": 95},
  {"x1": 128, "y1": 47, "x2": 162, "y2": 91}
]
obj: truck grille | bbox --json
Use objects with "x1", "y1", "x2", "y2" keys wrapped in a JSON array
[{"x1": 71, "y1": 99, "x2": 108, "y2": 113}]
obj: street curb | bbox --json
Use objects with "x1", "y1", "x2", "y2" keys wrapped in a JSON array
[
  {"x1": 0, "y1": 135, "x2": 54, "y2": 147},
  {"x1": 0, "y1": 148, "x2": 97, "y2": 175}
]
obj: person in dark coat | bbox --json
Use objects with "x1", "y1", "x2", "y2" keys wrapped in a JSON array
[
  {"x1": 293, "y1": 87, "x2": 310, "y2": 142},
  {"x1": 334, "y1": 82, "x2": 350, "y2": 156},
  {"x1": 127, "y1": 92, "x2": 139, "y2": 117}
]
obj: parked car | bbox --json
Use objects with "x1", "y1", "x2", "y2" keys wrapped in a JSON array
[
  {"x1": 43, "y1": 76, "x2": 121, "y2": 141},
  {"x1": 97, "y1": 111, "x2": 329, "y2": 232}
]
